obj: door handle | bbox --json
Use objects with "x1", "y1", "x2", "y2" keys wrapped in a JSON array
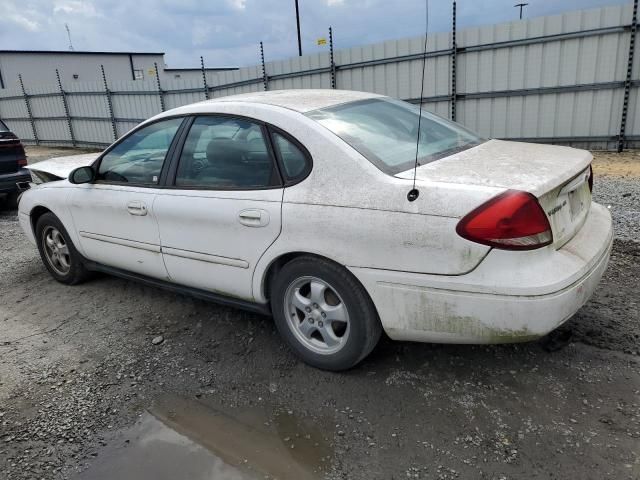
[
  {"x1": 238, "y1": 209, "x2": 269, "y2": 227},
  {"x1": 127, "y1": 201, "x2": 148, "y2": 216}
]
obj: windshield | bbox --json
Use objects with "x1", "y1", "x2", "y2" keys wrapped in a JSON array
[
  {"x1": 306, "y1": 98, "x2": 484, "y2": 175},
  {"x1": 0, "y1": 120, "x2": 9, "y2": 132}
]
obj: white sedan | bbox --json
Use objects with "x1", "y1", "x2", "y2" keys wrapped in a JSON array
[{"x1": 18, "y1": 90, "x2": 613, "y2": 370}]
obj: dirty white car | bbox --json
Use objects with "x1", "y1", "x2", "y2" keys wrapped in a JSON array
[{"x1": 18, "y1": 90, "x2": 613, "y2": 370}]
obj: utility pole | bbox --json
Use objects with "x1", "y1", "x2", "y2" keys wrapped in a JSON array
[
  {"x1": 514, "y1": 3, "x2": 528, "y2": 20},
  {"x1": 295, "y1": 0, "x2": 302, "y2": 56}
]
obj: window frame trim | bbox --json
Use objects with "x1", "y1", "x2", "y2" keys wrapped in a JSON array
[
  {"x1": 88, "y1": 112, "x2": 314, "y2": 192},
  {"x1": 266, "y1": 125, "x2": 313, "y2": 187},
  {"x1": 90, "y1": 114, "x2": 191, "y2": 189}
]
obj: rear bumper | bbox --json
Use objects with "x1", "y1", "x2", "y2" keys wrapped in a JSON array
[
  {"x1": 0, "y1": 170, "x2": 30, "y2": 194},
  {"x1": 350, "y1": 202, "x2": 613, "y2": 343}
]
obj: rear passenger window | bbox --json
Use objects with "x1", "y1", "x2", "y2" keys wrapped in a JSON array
[
  {"x1": 272, "y1": 132, "x2": 310, "y2": 180},
  {"x1": 175, "y1": 116, "x2": 280, "y2": 189}
]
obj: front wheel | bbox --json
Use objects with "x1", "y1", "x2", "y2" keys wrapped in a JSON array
[
  {"x1": 271, "y1": 256, "x2": 382, "y2": 371},
  {"x1": 35, "y1": 212, "x2": 90, "y2": 285}
]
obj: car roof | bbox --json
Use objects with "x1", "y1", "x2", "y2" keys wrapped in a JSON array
[{"x1": 204, "y1": 89, "x2": 384, "y2": 113}]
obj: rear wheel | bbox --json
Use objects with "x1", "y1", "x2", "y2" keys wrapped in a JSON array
[
  {"x1": 35, "y1": 212, "x2": 90, "y2": 285},
  {"x1": 271, "y1": 256, "x2": 382, "y2": 371}
]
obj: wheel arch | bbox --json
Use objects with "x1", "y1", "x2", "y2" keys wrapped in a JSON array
[
  {"x1": 260, "y1": 252, "x2": 321, "y2": 303},
  {"x1": 257, "y1": 251, "x2": 379, "y2": 316},
  {"x1": 30, "y1": 205, "x2": 53, "y2": 235},
  {"x1": 28, "y1": 201, "x2": 86, "y2": 259}
]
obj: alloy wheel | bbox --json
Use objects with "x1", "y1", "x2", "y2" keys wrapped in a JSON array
[
  {"x1": 284, "y1": 276, "x2": 351, "y2": 355},
  {"x1": 42, "y1": 226, "x2": 71, "y2": 276}
]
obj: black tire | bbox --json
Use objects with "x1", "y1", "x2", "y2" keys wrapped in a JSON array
[
  {"x1": 35, "y1": 212, "x2": 90, "y2": 285},
  {"x1": 271, "y1": 256, "x2": 382, "y2": 371}
]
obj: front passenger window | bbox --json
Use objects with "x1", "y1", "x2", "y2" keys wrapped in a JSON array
[
  {"x1": 175, "y1": 116, "x2": 280, "y2": 189},
  {"x1": 97, "y1": 118, "x2": 183, "y2": 184}
]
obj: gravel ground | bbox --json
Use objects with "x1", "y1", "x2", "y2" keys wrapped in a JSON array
[
  {"x1": 0, "y1": 148, "x2": 638, "y2": 479},
  {"x1": 591, "y1": 151, "x2": 640, "y2": 242}
]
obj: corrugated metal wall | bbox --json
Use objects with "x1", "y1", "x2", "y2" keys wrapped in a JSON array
[{"x1": 0, "y1": 3, "x2": 636, "y2": 150}]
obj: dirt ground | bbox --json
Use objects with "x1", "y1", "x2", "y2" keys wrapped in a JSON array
[
  {"x1": 0, "y1": 147, "x2": 638, "y2": 479},
  {"x1": 23, "y1": 146, "x2": 102, "y2": 163},
  {"x1": 592, "y1": 150, "x2": 640, "y2": 178}
]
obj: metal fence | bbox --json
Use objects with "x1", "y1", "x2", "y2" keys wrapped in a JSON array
[{"x1": 0, "y1": 2, "x2": 638, "y2": 151}]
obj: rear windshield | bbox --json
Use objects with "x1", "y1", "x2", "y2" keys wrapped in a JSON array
[
  {"x1": 0, "y1": 120, "x2": 9, "y2": 132},
  {"x1": 306, "y1": 98, "x2": 484, "y2": 175}
]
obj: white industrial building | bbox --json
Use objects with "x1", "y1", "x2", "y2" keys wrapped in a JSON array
[{"x1": 0, "y1": 50, "x2": 236, "y2": 89}]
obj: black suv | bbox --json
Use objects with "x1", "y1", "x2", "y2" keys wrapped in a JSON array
[{"x1": 0, "y1": 120, "x2": 30, "y2": 207}]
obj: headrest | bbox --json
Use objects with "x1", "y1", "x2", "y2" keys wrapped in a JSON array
[{"x1": 206, "y1": 138, "x2": 244, "y2": 164}]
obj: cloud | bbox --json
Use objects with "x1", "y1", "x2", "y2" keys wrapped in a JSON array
[
  {"x1": 1, "y1": 3, "x2": 43, "y2": 32},
  {"x1": 5, "y1": 13, "x2": 41, "y2": 32},
  {"x1": 0, "y1": 0, "x2": 629, "y2": 69},
  {"x1": 53, "y1": 0, "x2": 101, "y2": 17},
  {"x1": 227, "y1": 0, "x2": 246, "y2": 9}
]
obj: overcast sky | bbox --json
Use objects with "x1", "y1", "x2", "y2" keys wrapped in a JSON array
[{"x1": 0, "y1": 0, "x2": 630, "y2": 68}]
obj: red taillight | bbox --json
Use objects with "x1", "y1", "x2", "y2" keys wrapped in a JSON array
[
  {"x1": 588, "y1": 164, "x2": 593, "y2": 192},
  {"x1": 456, "y1": 190, "x2": 553, "y2": 250},
  {"x1": 17, "y1": 157, "x2": 28, "y2": 168}
]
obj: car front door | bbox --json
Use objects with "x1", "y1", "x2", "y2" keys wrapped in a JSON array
[
  {"x1": 153, "y1": 115, "x2": 294, "y2": 301},
  {"x1": 69, "y1": 117, "x2": 185, "y2": 279}
]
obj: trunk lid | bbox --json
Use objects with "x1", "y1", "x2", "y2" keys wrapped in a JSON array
[{"x1": 396, "y1": 139, "x2": 593, "y2": 248}]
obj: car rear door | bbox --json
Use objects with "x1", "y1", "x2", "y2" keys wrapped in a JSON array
[
  {"x1": 153, "y1": 115, "x2": 285, "y2": 301},
  {"x1": 69, "y1": 117, "x2": 185, "y2": 280}
]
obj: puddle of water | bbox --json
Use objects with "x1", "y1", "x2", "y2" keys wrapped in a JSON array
[
  {"x1": 75, "y1": 396, "x2": 333, "y2": 480},
  {"x1": 76, "y1": 412, "x2": 254, "y2": 480}
]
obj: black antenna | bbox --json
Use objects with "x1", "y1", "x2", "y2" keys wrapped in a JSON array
[{"x1": 408, "y1": 0, "x2": 429, "y2": 202}]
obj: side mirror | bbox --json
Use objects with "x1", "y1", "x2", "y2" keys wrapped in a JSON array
[{"x1": 69, "y1": 166, "x2": 95, "y2": 184}]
